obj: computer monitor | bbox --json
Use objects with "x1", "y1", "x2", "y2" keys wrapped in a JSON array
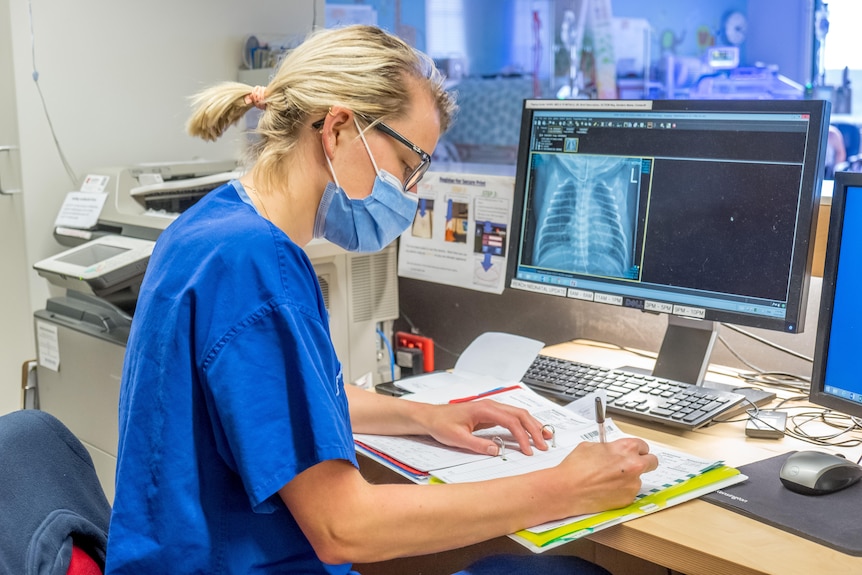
[
  {"x1": 507, "y1": 99, "x2": 830, "y2": 389},
  {"x1": 809, "y1": 171, "x2": 862, "y2": 418}
]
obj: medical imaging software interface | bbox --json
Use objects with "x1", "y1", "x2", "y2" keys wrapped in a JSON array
[{"x1": 512, "y1": 106, "x2": 814, "y2": 327}]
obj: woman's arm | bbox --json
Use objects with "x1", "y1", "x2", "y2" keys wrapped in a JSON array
[{"x1": 280, "y1": 437, "x2": 657, "y2": 565}]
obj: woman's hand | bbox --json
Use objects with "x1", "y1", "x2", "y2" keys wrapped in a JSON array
[
  {"x1": 420, "y1": 399, "x2": 551, "y2": 456},
  {"x1": 554, "y1": 438, "x2": 660, "y2": 513}
]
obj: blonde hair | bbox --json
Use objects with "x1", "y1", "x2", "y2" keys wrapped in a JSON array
[{"x1": 186, "y1": 25, "x2": 456, "y2": 187}]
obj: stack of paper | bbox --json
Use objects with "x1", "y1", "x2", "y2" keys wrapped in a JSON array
[{"x1": 354, "y1": 383, "x2": 746, "y2": 553}]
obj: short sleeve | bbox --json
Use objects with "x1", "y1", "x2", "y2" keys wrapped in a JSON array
[{"x1": 201, "y1": 300, "x2": 357, "y2": 512}]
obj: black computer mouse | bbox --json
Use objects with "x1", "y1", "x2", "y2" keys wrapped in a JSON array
[{"x1": 779, "y1": 450, "x2": 862, "y2": 495}]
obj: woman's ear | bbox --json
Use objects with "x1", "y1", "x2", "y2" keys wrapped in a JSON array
[{"x1": 320, "y1": 106, "x2": 355, "y2": 160}]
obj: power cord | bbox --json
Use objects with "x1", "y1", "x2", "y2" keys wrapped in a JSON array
[
  {"x1": 399, "y1": 312, "x2": 459, "y2": 360},
  {"x1": 375, "y1": 327, "x2": 395, "y2": 383},
  {"x1": 719, "y1": 397, "x2": 862, "y2": 451},
  {"x1": 27, "y1": 0, "x2": 78, "y2": 187},
  {"x1": 717, "y1": 325, "x2": 812, "y2": 393},
  {"x1": 720, "y1": 322, "x2": 814, "y2": 363}
]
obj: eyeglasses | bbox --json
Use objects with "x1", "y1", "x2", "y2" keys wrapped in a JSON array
[
  {"x1": 312, "y1": 115, "x2": 432, "y2": 191},
  {"x1": 370, "y1": 121, "x2": 431, "y2": 191}
]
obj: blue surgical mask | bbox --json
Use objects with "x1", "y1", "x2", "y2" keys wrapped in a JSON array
[{"x1": 313, "y1": 118, "x2": 419, "y2": 252}]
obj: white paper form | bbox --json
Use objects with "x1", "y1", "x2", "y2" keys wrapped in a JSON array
[
  {"x1": 54, "y1": 191, "x2": 108, "y2": 229},
  {"x1": 522, "y1": 441, "x2": 729, "y2": 535},
  {"x1": 431, "y1": 417, "x2": 727, "y2": 537},
  {"x1": 432, "y1": 415, "x2": 721, "y2": 489},
  {"x1": 356, "y1": 383, "x2": 591, "y2": 475},
  {"x1": 396, "y1": 332, "x2": 545, "y2": 397},
  {"x1": 430, "y1": 418, "x2": 624, "y2": 484},
  {"x1": 353, "y1": 433, "x2": 485, "y2": 473}
]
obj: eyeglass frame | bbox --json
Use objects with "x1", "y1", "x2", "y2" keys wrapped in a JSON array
[{"x1": 312, "y1": 114, "x2": 432, "y2": 191}]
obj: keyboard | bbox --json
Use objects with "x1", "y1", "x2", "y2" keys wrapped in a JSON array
[{"x1": 522, "y1": 355, "x2": 746, "y2": 430}]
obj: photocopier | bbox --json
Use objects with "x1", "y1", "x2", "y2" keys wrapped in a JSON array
[{"x1": 31, "y1": 160, "x2": 400, "y2": 500}]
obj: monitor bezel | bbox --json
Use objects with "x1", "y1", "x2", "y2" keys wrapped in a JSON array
[
  {"x1": 809, "y1": 171, "x2": 862, "y2": 415},
  {"x1": 505, "y1": 98, "x2": 831, "y2": 334}
]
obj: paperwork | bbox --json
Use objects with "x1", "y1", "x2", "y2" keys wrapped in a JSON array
[
  {"x1": 355, "y1": 383, "x2": 745, "y2": 551},
  {"x1": 354, "y1": 333, "x2": 746, "y2": 552},
  {"x1": 393, "y1": 331, "x2": 545, "y2": 395}
]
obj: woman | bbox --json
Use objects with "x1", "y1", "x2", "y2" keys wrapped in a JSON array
[{"x1": 104, "y1": 25, "x2": 657, "y2": 574}]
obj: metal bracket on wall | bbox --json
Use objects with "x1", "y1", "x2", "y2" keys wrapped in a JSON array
[{"x1": 0, "y1": 145, "x2": 22, "y2": 194}]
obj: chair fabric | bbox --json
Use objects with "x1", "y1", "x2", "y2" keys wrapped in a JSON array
[
  {"x1": 68, "y1": 545, "x2": 102, "y2": 575},
  {"x1": 0, "y1": 410, "x2": 111, "y2": 575},
  {"x1": 834, "y1": 122, "x2": 861, "y2": 159}
]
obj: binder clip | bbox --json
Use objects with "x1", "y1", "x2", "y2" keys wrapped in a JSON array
[
  {"x1": 542, "y1": 424, "x2": 557, "y2": 448},
  {"x1": 493, "y1": 436, "x2": 507, "y2": 461}
]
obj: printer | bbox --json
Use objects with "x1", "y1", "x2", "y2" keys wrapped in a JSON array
[
  {"x1": 36, "y1": 159, "x2": 241, "y2": 308},
  {"x1": 32, "y1": 160, "x2": 400, "y2": 501},
  {"x1": 55, "y1": 159, "x2": 241, "y2": 244}
]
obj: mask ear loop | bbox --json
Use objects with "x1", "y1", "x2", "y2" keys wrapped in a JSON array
[
  {"x1": 353, "y1": 116, "x2": 381, "y2": 175},
  {"x1": 324, "y1": 152, "x2": 341, "y2": 189}
]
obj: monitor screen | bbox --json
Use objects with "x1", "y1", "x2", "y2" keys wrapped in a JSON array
[
  {"x1": 810, "y1": 172, "x2": 862, "y2": 418},
  {"x1": 507, "y1": 99, "x2": 830, "y2": 385}
]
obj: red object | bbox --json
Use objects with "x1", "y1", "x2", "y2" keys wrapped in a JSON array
[
  {"x1": 395, "y1": 332, "x2": 434, "y2": 373},
  {"x1": 448, "y1": 385, "x2": 523, "y2": 404},
  {"x1": 68, "y1": 545, "x2": 102, "y2": 575}
]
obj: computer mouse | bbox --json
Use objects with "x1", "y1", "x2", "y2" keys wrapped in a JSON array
[{"x1": 779, "y1": 450, "x2": 862, "y2": 495}]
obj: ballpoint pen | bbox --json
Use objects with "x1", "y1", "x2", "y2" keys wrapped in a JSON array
[{"x1": 595, "y1": 396, "x2": 607, "y2": 443}]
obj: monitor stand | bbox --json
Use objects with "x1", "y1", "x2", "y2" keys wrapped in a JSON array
[{"x1": 623, "y1": 315, "x2": 775, "y2": 410}]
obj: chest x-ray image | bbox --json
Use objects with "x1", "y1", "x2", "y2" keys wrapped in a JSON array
[{"x1": 530, "y1": 154, "x2": 641, "y2": 278}]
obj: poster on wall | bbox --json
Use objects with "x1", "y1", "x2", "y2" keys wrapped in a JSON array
[{"x1": 398, "y1": 167, "x2": 515, "y2": 295}]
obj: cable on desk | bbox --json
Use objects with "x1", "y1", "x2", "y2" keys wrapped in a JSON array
[
  {"x1": 736, "y1": 401, "x2": 862, "y2": 449},
  {"x1": 719, "y1": 323, "x2": 814, "y2": 364},
  {"x1": 714, "y1": 393, "x2": 862, "y2": 453},
  {"x1": 735, "y1": 370, "x2": 810, "y2": 393},
  {"x1": 717, "y1": 333, "x2": 764, "y2": 373},
  {"x1": 787, "y1": 409, "x2": 862, "y2": 448},
  {"x1": 717, "y1": 332, "x2": 811, "y2": 393}
]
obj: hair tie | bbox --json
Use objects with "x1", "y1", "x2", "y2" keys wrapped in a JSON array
[{"x1": 244, "y1": 85, "x2": 267, "y2": 110}]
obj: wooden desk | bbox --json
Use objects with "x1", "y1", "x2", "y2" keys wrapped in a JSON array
[{"x1": 356, "y1": 340, "x2": 862, "y2": 575}]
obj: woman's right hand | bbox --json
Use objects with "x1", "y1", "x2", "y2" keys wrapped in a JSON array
[{"x1": 553, "y1": 438, "x2": 659, "y2": 516}]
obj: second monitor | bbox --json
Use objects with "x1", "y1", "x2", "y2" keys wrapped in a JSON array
[{"x1": 508, "y1": 99, "x2": 830, "y2": 388}]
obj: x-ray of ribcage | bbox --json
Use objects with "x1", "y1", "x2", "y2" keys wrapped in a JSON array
[{"x1": 533, "y1": 155, "x2": 638, "y2": 277}]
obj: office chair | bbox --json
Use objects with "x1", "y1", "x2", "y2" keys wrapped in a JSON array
[
  {"x1": 833, "y1": 122, "x2": 861, "y2": 159},
  {"x1": 0, "y1": 410, "x2": 111, "y2": 575}
]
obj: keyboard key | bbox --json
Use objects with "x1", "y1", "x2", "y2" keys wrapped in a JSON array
[{"x1": 522, "y1": 355, "x2": 745, "y2": 430}]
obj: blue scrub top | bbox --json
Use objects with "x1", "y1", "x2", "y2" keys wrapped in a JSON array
[{"x1": 105, "y1": 180, "x2": 359, "y2": 574}]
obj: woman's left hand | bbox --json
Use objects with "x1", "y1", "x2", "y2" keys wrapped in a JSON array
[{"x1": 422, "y1": 399, "x2": 550, "y2": 456}]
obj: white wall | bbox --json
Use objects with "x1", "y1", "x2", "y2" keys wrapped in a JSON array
[
  {"x1": 0, "y1": 0, "x2": 33, "y2": 416},
  {"x1": 2, "y1": 0, "x2": 324, "y2": 414}
]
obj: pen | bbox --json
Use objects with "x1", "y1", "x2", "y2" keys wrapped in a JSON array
[
  {"x1": 595, "y1": 396, "x2": 607, "y2": 443},
  {"x1": 448, "y1": 384, "x2": 522, "y2": 404}
]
